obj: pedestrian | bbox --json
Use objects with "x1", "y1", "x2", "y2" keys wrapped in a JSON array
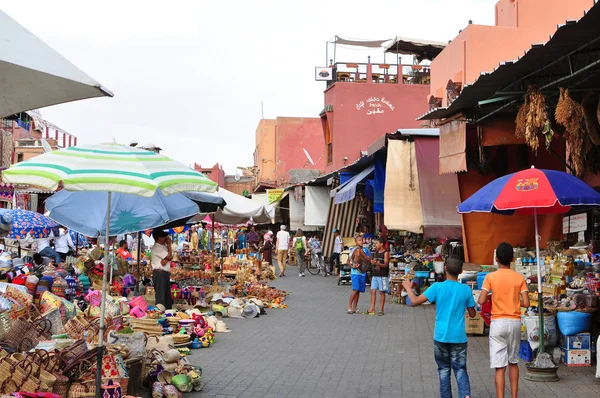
[
  {"x1": 330, "y1": 228, "x2": 342, "y2": 275},
  {"x1": 478, "y1": 242, "x2": 529, "y2": 398},
  {"x1": 292, "y1": 229, "x2": 307, "y2": 277},
  {"x1": 189, "y1": 226, "x2": 199, "y2": 251},
  {"x1": 151, "y1": 228, "x2": 174, "y2": 309},
  {"x1": 403, "y1": 255, "x2": 476, "y2": 398},
  {"x1": 367, "y1": 237, "x2": 389, "y2": 316},
  {"x1": 55, "y1": 227, "x2": 76, "y2": 261},
  {"x1": 36, "y1": 236, "x2": 61, "y2": 264},
  {"x1": 275, "y1": 225, "x2": 290, "y2": 277},
  {"x1": 347, "y1": 234, "x2": 370, "y2": 314},
  {"x1": 247, "y1": 226, "x2": 260, "y2": 253},
  {"x1": 262, "y1": 230, "x2": 274, "y2": 266}
]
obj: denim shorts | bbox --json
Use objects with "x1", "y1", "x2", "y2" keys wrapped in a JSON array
[
  {"x1": 370, "y1": 276, "x2": 388, "y2": 292},
  {"x1": 351, "y1": 273, "x2": 366, "y2": 292}
]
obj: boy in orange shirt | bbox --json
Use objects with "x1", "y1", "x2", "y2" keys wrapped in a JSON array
[{"x1": 478, "y1": 242, "x2": 530, "y2": 398}]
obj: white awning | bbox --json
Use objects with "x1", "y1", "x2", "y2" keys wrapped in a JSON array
[
  {"x1": 0, "y1": 10, "x2": 113, "y2": 118},
  {"x1": 334, "y1": 165, "x2": 375, "y2": 205}
]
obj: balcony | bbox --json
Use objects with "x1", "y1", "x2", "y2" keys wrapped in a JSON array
[{"x1": 326, "y1": 62, "x2": 430, "y2": 88}]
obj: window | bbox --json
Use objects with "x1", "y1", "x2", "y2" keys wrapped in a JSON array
[
  {"x1": 17, "y1": 153, "x2": 23, "y2": 163},
  {"x1": 324, "y1": 119, "x2": 332, "y2": 164}
]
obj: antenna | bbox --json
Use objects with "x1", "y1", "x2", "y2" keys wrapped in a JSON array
[
  {"x1": 303, "y1": 148, "x2": 315, "y2": 165},
  {"x1": 40, "y1": 138, "x2": 52, "y2": 153}
]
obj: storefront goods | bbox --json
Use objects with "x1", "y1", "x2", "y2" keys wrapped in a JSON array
[{"x1": 557, "y1": 311, "x2": 592, "y2": 336}]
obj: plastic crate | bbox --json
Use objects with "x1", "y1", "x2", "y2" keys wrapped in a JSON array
[{"x1": 519, "y1": 340, "x2": 534, "y2": 362}]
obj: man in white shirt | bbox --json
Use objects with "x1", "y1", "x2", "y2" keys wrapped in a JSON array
[
  {"x1": 275, "y1": 225, "x2": 290, "y2": 277},
  {"x1": 151, "y1": 229, "x2": 174, "y2": 309},
  {"x1": 330, "y1": 228, "x2": 343, "y2": 275},
  {"x1": 55, "y1": 228, "x2": 76, "y2": 261},
  {"x1": 36, "y1": 237, "x2": 61, "y2": 264}
]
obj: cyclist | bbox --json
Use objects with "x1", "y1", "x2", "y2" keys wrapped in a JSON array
[{"x1": 308, "y1": 234, "x2": 326, "y2": 276}]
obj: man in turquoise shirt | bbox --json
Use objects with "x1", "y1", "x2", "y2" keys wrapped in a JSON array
[{"x1": 403, "y1": 255, "x2": 476, "y2": 398}]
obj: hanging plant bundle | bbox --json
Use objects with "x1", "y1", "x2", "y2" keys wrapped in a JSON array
[
  {"x1": 515, "y1": 86, "x2": 552, "y2": 152},
  {"x1": 555, "y1": 87, "x2": 587, "y2": 176}
]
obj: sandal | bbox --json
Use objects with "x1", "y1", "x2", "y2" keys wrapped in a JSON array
[
  {"x1": 363, "y1": 311, "x2": 376, "y2": 315},
  {"x1": 346, "y1": 309, "x2": 354, "y2": 314},
  {"x1": 377, "y1": 311, "x2": 384, "y2": 316}
]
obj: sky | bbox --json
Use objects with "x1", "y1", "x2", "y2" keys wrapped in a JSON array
[{"x1": 0, "y1": 0, "x2": 497, "y2": 174}]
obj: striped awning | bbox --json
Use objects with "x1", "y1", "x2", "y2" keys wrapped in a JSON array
[{"x1": 322, "y1": 196, "x2": 362, "y2": 257}]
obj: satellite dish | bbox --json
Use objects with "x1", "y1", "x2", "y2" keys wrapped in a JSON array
[
  {"x1": 40, "y1": 139, "x2": 52, "y2": 153},
  {"x1": 303, "y1": 148, "x2": 315, "y2": 165},
  {"x1": 234, "y1": 174, "x2": 241, "y2": 182}
]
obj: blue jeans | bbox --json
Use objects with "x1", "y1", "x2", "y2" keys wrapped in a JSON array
[
  {"x1": 40, "y1": 247, "x2": 61, "y2": 264},
  {"x1": 434, "y1": 341, "x2": 471, "y2": 398}
]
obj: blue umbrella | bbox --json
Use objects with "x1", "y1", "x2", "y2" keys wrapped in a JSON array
[
  {"x1": 458, "y1": 166, "x2": 600, "y2": 367},
  {"x1": 69, "y1": 229, "x2": 90, "y2": 247},
  {"x1": 0, "y1": 208, "x2": 60, "y2": 239},
  {"x1": 45, "y1": 189, "x2": 201, "y2": 237}
]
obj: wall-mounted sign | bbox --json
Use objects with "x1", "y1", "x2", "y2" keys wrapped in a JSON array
[
  {"x1": 355, "y1": 96, "x2": 395, "y2": 116},
  {"x1": 315, "y1": 67, "x2": 333, "y2": 81},
  {"x1": 562, "y1": 213, "x2": 588, "y2": 234},
  {"x1": 267, "y1": 189, "x2": 284, "y2": 204}
]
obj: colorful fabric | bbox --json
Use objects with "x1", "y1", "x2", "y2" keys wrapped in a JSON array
[
  {"x1": 0, "y1": 208, "x2": 59, "y2": 239},
  {"x1": 0, "y1": 183, "x2": 14, "y2": 202},
  {"x1": 3, "y1": 142, "x2": 218, "y2": 197}
]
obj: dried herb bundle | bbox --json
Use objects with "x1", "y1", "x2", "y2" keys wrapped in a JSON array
[
  {"x1": 555, "y1": 87, "x2": 586, "y2": 176},
  {"x1": 515, "y1": 86, "x2": 552, "y2": 152}
]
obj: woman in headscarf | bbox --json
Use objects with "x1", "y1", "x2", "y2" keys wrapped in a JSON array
[{"x1": 262, "y1": 231, "x2": 274, "y2": 266}]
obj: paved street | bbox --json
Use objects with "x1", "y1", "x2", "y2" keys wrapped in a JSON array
[{"x1": 191, "y1": 264, "x2": 600, "y2": 397}]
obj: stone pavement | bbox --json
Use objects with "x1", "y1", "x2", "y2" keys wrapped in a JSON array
[{"x1": 190, "y1": 265, "x2": 600, "y2": 397}]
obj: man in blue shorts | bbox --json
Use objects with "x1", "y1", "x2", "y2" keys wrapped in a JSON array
[{"x1": 347, "y1": 235, "x2": 370, "y2": 314}]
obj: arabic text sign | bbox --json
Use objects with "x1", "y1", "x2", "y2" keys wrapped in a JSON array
[
  {"x1": 563, "y1": 213, "x2": 588, "y2": 234},
  {"x1": 355, "y1": 96, "x2": 395, "y2": 116},
  {"x1": 267, "y1": 189, "x2": 284, "y2": 204}
]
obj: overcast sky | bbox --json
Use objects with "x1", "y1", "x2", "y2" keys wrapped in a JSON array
[{"x1": 0, "y1": 0, "x2": 496, "y2": 174}]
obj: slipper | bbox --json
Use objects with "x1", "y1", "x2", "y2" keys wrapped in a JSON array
[
  {"x1": 346, "y1": 309, "x2": 354, "y2": 314},
  {"x1": 377, "y1": 311, "x2": 384, "y2": 316},
  {"x1": 362, "y1": 311, "x2": 376, "y2": 315}
]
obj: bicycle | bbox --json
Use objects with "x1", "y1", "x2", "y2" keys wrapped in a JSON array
[{"x1": 307, "y1": 250, "x2": 327, "y2": 276}]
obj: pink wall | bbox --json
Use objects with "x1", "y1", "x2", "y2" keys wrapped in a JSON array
[
  {"x1": 323, "y1": 82, "x2": 429, "y2": 173},
  {"x1": 430, "y1": 0, "x2": 592, "y2": 105},
  {"x1": 194, "y1": 163, "x2": 225, "y2": 186},
  {"x1": 275, "y1": 117, "x2": 324, "y2": 185}
]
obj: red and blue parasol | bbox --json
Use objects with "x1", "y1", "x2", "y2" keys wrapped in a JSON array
[{"x1": 458, "y1": 166, "x2": 600, "y2": 215}]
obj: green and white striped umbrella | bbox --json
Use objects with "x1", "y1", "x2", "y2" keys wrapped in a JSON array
[{"x1": 2, "y1": 142, "x2": 217, "y2": 196}]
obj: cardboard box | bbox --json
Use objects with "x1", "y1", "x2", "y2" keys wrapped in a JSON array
[
  {"x1": 561, "y1": 333, "x2": 591, "y2": 350},
  {"x1": 465, "y1": 312, "x2": 485, "y2": 335},
  {"x1": 561, "y1": 348, "x2": 591, "y2": 366}
]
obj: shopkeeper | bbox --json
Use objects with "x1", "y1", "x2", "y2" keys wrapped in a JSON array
[{"x1": 151, "y1": 228, "x2": 173, "y2": 309}]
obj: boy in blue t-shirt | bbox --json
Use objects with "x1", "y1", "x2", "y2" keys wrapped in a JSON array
[{"x1": 403, "y1": 255, "x2": 476, "y2": 398}]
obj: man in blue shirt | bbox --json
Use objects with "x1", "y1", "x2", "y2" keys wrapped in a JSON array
[
  {"x1": 346, "y1": 235, "x2": 370, "y2": 314},
  {"x1": 403, "y1": 255, "x2": 476, "y2": 398}
]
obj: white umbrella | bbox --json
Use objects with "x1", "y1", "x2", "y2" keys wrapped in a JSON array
[
  {"x1": 0, "y1": 10, "x2": 112, "y2": 118},
  {"x1": 203, "y1": 188, "x2": 275, "y2": 224}
]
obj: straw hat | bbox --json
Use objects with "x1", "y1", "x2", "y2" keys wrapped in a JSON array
[
  {"x1": 229, "y1": 299, "x2": 243, "y2": 309},
  {"x1": 215, "y1": 320, "x2": 231, "y2": 333},
  {"x1": 249, "y1": 298, "x2": 264, "y2": 308},
  {"x1": 242, "y1": 304, "x2": 259, "y2": 318},
  {"x1": 227, "y1": 306, "x2": 243, "y2": 318}
]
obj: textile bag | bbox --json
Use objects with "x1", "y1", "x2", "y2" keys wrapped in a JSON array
[
  {"x1": 524, "y1": 314, "x2": 557, "y2": 350},
  {"x1": 43, "y1": 308, "x2": 64, "y2": 336},
  {"x1": 352, "y1": 249, "x2": 371, "y2": 274},
  {"x1": 146, "y1": 335, "x2": 174, "y2": 354},
  {"x1": 107, "y1": 331, "x2": 147, "y2": 358},
  {"x1": 4, "y1": 284, "x2": 33, "y2": 308}
]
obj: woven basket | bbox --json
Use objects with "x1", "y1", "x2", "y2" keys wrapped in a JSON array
[
  {"x1": 68, "y1": 380, "x2": 96, "y2": 398},
  {"x1": 52, "y1": 372, "x2": 70, "y2": 397},
  {"x1": 0, "y1": 311, "x2": 11, "y2": 341}
]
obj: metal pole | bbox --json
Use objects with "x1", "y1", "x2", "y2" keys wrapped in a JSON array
[
  {"x1": 212, "y1": 217, "x2": 216, "y2": 270},
  {"x1": 534, "y1": 208, "x2": 545, "y2": 355},
  {"x1": 96, "y1": 191, "x2": 111, "y2": 397},
  {"x1": 135, "y1": 231, "x2": 142, "y2": 295}
]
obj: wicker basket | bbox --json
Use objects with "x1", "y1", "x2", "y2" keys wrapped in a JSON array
[{"x1": 68, "y1": 380, "x2": 96, "y2": 398}]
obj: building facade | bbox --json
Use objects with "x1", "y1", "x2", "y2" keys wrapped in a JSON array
[
  {"x1": 194, "y1": 163, "x2": 225, "y2": 187},
  {"x1": 254, "y1": 117, "x2": 324, "y2": 191}
]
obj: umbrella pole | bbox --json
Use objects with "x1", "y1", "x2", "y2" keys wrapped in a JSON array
[
  {"x1": 534, "y1": 208, "x2": 545, "y2": 355},
  {"x1": 135, "y1": 231, "x2": 141, "y2": 295},
  {"x1": 212, "y1": 217, "x2": 215, "y2": 270},
  {"x1": 96, "y1": 191, "x2": 112, "y2": 397}
]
